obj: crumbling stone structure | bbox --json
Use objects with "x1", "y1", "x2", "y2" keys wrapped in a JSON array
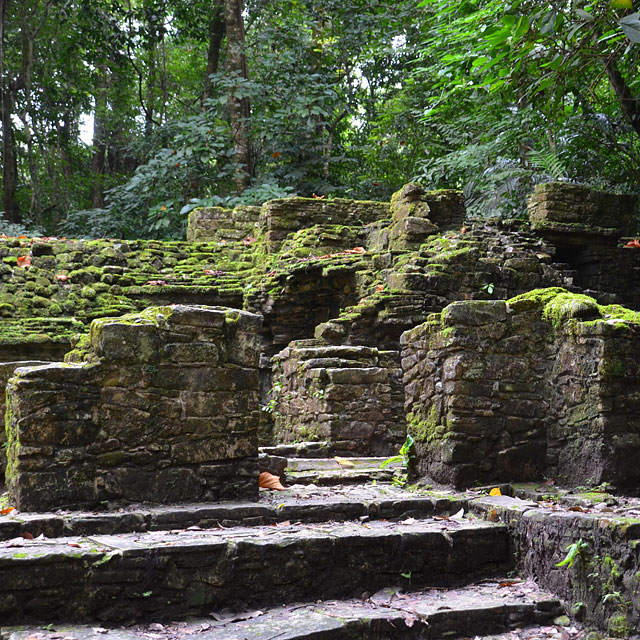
[
  {"x1": 271, "y1": 340, "x2": 405, "y2": 455},
  {"x1": 402, "y1": 288, "x2": 640, "y2": 489},
  {"x1": 5, "y1": 305, "x2": 262, "y2": 511},
  {"x1": 2, "y1": 181, "x2": 640, "y2": 496}
]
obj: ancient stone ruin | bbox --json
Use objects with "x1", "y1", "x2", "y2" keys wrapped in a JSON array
[
  {"x1": 6, "y1": 305, "x2": 261, "y2": 511},
  {"x1": 1, "y1": 181, "x2": 640, "y2": 638}
]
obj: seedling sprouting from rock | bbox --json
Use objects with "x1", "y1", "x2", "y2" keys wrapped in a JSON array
[{"x1": 556, "y1": 539, "x2": 589, "y2": 569}]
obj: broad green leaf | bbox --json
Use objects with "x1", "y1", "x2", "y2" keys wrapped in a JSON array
[
  {"x1": 619, "y1": 14, "x2": 640, "y2": 42},
  {"x1": 575, "y1": 8, "x2": 594, "y2": 21},
  {"x1": 611, "y1": 0, "x2": 633, "y2": 8},
  {"x1": 471, "y1": 56, "x2": 490, "y2": 67}
]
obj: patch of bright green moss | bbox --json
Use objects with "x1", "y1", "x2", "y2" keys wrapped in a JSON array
[
  {"x1": 407, "y1": 406, "x2": 446, "y2": 444},
  {"x1": 508, "y1": 287, "x2": 640, "y2": 331}
]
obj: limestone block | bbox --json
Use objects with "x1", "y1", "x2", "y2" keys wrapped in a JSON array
[
  {"x1": 5, "y1": 305, "x2": 262, "y2": 511},
  {"x1": 401, "y1": 287, "x2": 640, "y2": 489},
  {"x1": 271, "y1": 339, "x2": 405, "y2": 456},
  {"x1": 528, "y1": 182, "x2": 638, "y2": 240}
]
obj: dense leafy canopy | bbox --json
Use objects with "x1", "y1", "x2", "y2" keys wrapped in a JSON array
[{"x1": 0, "y1": 0, "x2": 639, "y2": 238}]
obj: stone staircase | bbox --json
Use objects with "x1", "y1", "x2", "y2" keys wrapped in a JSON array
[{"x1": 0, "y1": 471, "x2": 577, "y2": 640}]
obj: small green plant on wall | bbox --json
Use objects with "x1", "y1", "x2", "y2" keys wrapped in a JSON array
[
  {"x1": 380, "y1": 434, "x2": 415, "y2": 469},
  {"x1": 556, "y1": 538, "x2": 589, "y2": 569}
]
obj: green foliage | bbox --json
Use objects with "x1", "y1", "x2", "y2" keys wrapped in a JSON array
[
  {"x1": 380, "y1": 434, "x2": 415, "y2": 468},
  {"x1": 556, "y1": 538, "x2": 589, "y2": 569},
  {"x1": 3, "y1": 0, "x2": 640, "y2": 236}
]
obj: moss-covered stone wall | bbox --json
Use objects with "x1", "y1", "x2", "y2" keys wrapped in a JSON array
[
  {"x1": 5, "y1": 305, "x2": 262, "y2": 511},
  {"x1": 402, "y1": 288, "x2": 640, "y2": 489},
  {"x1": 528, "y1": 182, "x2": 638, "y2": 241},
  {"x1": 270, "y1": 340, "x2": 405, "y2": 455}
]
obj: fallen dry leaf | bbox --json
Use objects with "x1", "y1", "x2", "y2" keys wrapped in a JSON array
[
  {"x1": 17, "y1": 255, "x2": 31, "y2": 268},
  {"x1": 259, "y1": 472, "x2": 285, "y2": 490},
  {"x1": 0, "y1": 506, "x2": 15, "y2": 515},
  {"x1": 489, "y1": 487, "x2": 502, "y2": 496},
  {"x1": 487, "y1": 508, "x2": 499, "y2": 522},
  {"x1": 55, "y1": 274, "x2": 69, "y2": 282},
  {"x1": 333, "y1": 456, "x2": 355, "y2": 468}
]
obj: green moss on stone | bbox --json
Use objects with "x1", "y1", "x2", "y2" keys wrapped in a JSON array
[
  {"x1": 407, "y1": 406, "x2": 446, "y2": 444},
  {"x1": 607, "y1": 614, "x2": 631, "y2": 638}
]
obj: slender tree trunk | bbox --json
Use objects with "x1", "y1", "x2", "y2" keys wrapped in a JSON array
[
  {"x1": 91, "y1": 64, "x2": 108, "y2": 208},
  {"x1": 0, "y1": 0, "x2": 19, "y2": 223},
  {"x1": 18, "y1": 4, "x2": 41, "y2": 223},
  {"x1": 225, "y1": 0, "x2": 252, "y2": 193},
  {"x1": 602, "y1": 55, "x2": 640, "y2": 139},
  {"x1": 202, "y1": 1, "x2": 225, "y2": 108},
  {"x1": 161, "y1": 28, "x2": 167, "y2": 123},
  {"x1": 145, "y1": 42, "x2": 156, "y2": 137}
]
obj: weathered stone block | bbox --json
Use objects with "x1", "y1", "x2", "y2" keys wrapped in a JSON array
[
  {"x1": 271, "y1": 340, "x2": 405, "y2": 456},
  {"x1": 402, "y1": 288, "x2": 640, "y2": 489},
  {"x1": 5, "y1": 305, "x2": 262, "y2": 511},
  {"x1": 528, "y1": 182, "x2": 638, "y2": 241}
]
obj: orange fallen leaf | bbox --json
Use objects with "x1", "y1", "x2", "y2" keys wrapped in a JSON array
[
  {"x1": 624, "y1": 239, "x2": 640, "y2": 248},
  {"x1": 18, "y1": 235, "x2": 27, "y2": 239},
  {"x1": 17, "y1": 255, "x2": 31, "y2": 268},
  {"x1": 22, "y1": 532, "x2": 34, "y2": 539},
  {"x1": 489, "y1": 487, "x2": 502, "y2": 496},
  {"x1": 0, "y1": 506, "x2": 15, "y2": 515},
  {"x1": 271, "y1": 151, "x2": 281, "y2": 158},
  {"x1": 259, "y1": 472, "x2": 285, "y2": 490},
  {"x1": 499, "y1": 581, "x2": 520, "y2": 587},
  {"x1": 67, "y1": 542, "x2": 81, "y2": 548},
  {"x1": 488, "y1": 508, "x2": 499, "y2": 522},
  {"x1": 312, "y1": 193, "x2": 326, "y2": 200},
  {"x1": 145, "y1": 280, "x2": 166, "y2": 286},
  {"x1": 568, "y1": 506, "x2": 585, "y2": 512},
  {"x1": 56, "y1": 274, "x2": 69, "y2": 282},
  {"x1": 242, "y1": 236, "x2": 256, "y2": 246},
  {"x1": 344, "y1": 246, "x2": 366, "y2": 254},
  {"x1": 376, "y1": 284, "x2": 385, "y2": 292},
  {"x1": 460, "y1": 225, "x2": 467, "y2": 234}
]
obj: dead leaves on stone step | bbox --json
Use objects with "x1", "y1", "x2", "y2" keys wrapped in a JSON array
[{"x1": 259, "y1": 471, "x2": 285, "y2": 490}]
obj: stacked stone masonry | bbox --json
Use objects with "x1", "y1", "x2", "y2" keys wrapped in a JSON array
[
  {"x1": 2, "y1": 182, "x2": 640, "y2": 494},
  {"x1": 5, "y1": 305, "x2": 262, "y2": 511},
  {"x1": 401, "y1": 289, "x2": 640, "y2": 489},
  {"x1": 271, "y1": 340, "x2": 405, "y2": 456}
]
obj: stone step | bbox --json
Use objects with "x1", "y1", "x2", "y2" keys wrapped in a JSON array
[
  {"x1": 0, "y1": 580, "x2": 566, "y2": 640},
  {"x1": 0, "y1": 484, "x2": 465, "y2": 541},
  {"x1": 260, "y1": 441, "x2": 330, "y2": 458},
  {"x1": 284, "y1": 455, "x2": 403, "y2": 485},
  {"x1": 286, "y1": 466, "x2": 398, "y2": 485},
  {"x1": 0, "y1": 516, "x2": 512, "y2": 624},
  {"x1": 286, "y1": 456, "x2": 402, "y2": 471}
]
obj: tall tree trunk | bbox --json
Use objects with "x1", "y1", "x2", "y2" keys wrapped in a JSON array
[
  {"x1": 602, "y1": 55, "x2": 640, "y2": 139},
  {"x1": 90, "y1": 64, "x2": 108, "y2": 208},
  {"x1": 202, "y1": 1, "x2": 225, "y2": 108},
  {"x1": 19, "y1": 4, "x2": 40, "y2": 223},
  {"x1": 145, "y1": 42, "x2": 156, "y2": 137},
  {"x1": 0, "y1": 0, "x2": 19, "y2": 223},
  {"x1": 225, "y1": 0, "x2": 252, "y2": 194}
]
